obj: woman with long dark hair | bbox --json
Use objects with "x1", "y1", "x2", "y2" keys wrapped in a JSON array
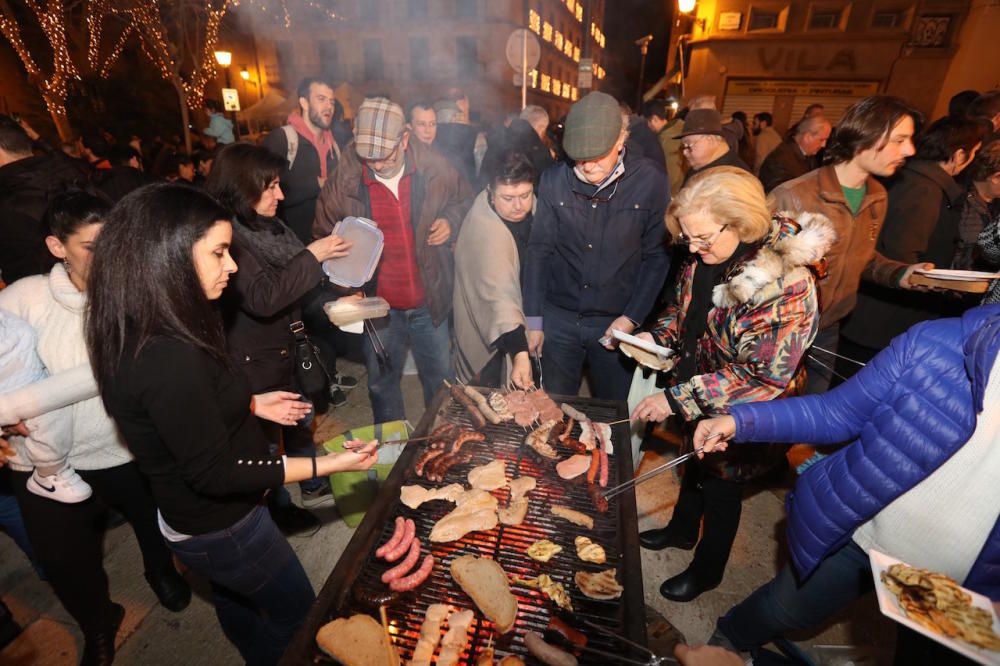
[
  {"x1": 87, "y1": 183, "x2": 378, "y2": 665},
  {"x1": 0, "y1": 189, "x2": 190, "y2": 665},
  {"x1": 206, "y1": 143, "x2": 353, "y2": 529}
]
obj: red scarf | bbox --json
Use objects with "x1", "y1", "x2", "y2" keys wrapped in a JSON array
[{"x1": 286, "y1": 112, "x2": 338, "y2": 180}]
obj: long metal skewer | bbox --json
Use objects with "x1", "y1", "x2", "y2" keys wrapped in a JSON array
[{"x1": 602, "y1": 433, "x2": 724, "y2": 501}]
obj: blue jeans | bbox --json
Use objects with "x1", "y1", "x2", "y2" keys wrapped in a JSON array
[
  {"x1": 363, "y1": 306, "x2": 454, "y2": 423},
  {"x1": 540, "y1": 305, "x2": 634, "y2": 400},
  {"x1": 167, "y1": 505, "x2": 315, "y2": 666},
  {"x1": 717, "y1": 539, "x2": 873, "y2": 650}
]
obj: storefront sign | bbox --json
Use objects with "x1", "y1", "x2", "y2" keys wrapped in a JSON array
[
  {"x1": 726, "y1": 79, "x2": 880, "y2": 96},
  {"x1": 718, "y1": 12, "x2": 742, "y2": 30}
]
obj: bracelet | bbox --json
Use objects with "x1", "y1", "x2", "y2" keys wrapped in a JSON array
[{"x1": 311, "y1": 455, "x2": 318, "y2": 480}]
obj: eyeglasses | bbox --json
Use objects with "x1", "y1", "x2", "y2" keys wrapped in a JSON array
[
  {"x1": 681, "y1": 136, "x2": 707, "y2": 153},
  {"x1": 675, "y1": 224, "x2": 729, "y2": 250}
]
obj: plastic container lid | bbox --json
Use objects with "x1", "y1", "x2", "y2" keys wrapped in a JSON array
[
  {"x1": 323, "y1": 296, "x2": 390, "y2": 326},
  {"x1": 322, "y1": 216, "x2": 384, "y2": 288}
]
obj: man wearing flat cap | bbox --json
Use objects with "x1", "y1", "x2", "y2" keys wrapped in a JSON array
[
  {"x1": 314, "y1": 97, "x2": 472, "y2": 422},
  {"x1": 523, "y1": 91, "x2": 671, "y2": 400},
  {"x1": 678, "y1": 108, "x2": 750, "y2": 186}
]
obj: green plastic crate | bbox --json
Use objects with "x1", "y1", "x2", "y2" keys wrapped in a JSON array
[{"x1": 323, "y1": 420, "x2": 412, "y2": 527}]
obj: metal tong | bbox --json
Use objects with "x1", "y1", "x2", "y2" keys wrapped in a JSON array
[
  {"x1": 547, "y1": 618, "x2": 679, "y2": 665},
  {"x1": 602, "y1": 433, "x2": 724, "y2": 501},
  {"x1": 364, "y1": 319, "x2": 391, "y2": 370}
]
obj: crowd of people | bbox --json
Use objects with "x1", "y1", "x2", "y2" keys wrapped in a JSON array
[{"x1": 1, "y1": 74, "x2": 999, "y2": 666}]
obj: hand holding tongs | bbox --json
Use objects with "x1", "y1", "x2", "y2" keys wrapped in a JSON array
[{"x1": 602, "y1": 433, "x2": 724, "y2": 501}]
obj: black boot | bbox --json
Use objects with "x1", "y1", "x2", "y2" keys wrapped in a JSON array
[
  {"x1": 80, "y1": 603, "x2": 124, "y2": 666},
  {"x1": 640, "y1": 460, "x2": 703, "y2": 551},
  {"x1": 145, "y1": 561, "x2": 191, "y2": 613},
  {"x1": 659, "y1": 567, "x2": 722, "y2": 602},
  {"x1": 269, "y1": 502, "x2": 320, "y2": 536},
  {"x1": 638, "y1": 526, "x2": 698, "y2": 551}
]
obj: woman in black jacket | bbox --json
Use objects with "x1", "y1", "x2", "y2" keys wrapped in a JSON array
[
  {"x1": 87, "y1": 183, "x2": 378, "y2": 665},
  {"x1": 207, "y1": 144, "x2": 352, "y2": 529}
]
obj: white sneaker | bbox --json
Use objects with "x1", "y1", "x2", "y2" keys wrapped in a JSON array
[{"x1": 27, "y1": 467, "x2": 93, "y2": 503}]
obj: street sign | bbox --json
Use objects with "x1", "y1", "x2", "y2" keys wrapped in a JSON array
[
  {"x1": 222, "y1": 88, "x2": 241, "y2": 112},
  {"x1": 505, "y1": 29, "x2": 541, "y2": 72},
  {"x1": 578, "y1": 58, "x2": 593, "y2": 89}
]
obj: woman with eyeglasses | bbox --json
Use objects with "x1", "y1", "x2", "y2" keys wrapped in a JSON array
[{"x1": 629, "y1": 167, "x2": 834, "y2": 602}]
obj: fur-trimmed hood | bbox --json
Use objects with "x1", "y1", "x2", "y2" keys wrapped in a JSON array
[{"x1": 713, "y1": 212, "x2": 836, "y2": 308}]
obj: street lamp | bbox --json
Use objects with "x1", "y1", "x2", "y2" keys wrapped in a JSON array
[
  {"x1": 212, "y1": 50, "x2": 238, "y2": 139},
  {"x1": 239, "y1": 67, "x2": 250, "y2": 81},
  {"x1": 678, "y1": 0, "x2": 706, "y2": 29}
]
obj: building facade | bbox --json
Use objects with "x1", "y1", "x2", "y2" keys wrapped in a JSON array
[
  {"x1": 251, "y1": 0, "x2": 607, "y2": 123},
  {"x1": 664, "y1": 0, "x2": 978, "y2": 130}
]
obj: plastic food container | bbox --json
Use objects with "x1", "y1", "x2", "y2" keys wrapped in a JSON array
[
  {"x1": 322, "y1": 216, "x2": 384, "y2": 288},
  {"x1": 323, "y1": 296, "x2": 390, "y2": 327}
]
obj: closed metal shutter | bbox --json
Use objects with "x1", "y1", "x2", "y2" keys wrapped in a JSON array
[
  {"x1": 789, "y1": 95, "x2": 865, "y2": 124},
  {"x1": 721, "y1": 94, "x2": 776, "y2": 118}
]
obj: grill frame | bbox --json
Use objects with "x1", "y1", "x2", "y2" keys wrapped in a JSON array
[{"x1": 281, "y1": 387, "x2": 645, "y2": 665}]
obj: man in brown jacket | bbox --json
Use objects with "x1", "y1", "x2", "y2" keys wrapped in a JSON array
[
  {"x1": 768, "y1": 95, "x2": 930, "y2": 394},
  {"x1": 314, "y1": 97, "x2": 472, "y2": 422}
]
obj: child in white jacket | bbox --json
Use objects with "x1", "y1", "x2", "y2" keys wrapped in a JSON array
[{"x1": 0, "y1": 309, "x2": 91, "y2": 502}]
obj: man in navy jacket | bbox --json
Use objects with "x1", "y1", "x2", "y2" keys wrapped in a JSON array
[{"x1": 524, "y1": 92, "x2": 670, "y2": 400}]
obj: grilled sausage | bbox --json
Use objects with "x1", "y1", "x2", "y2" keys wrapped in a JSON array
[
  {"x1": 546, "y1": 617, "x2": 588, "y2": 648},
  {"x1": 462, "y1": 385, "x2": 502, "y2": 424},
  {"x1": 451, "y1": 429, "x2": 486, "y2": 452},
  {"x1": 352, "y1": 586, "x2": 400, "y2": 609},
  {"x1": 415, "y1": 449, "x2": 445, "y2": 477},
  {"x1": 382, "y1": 537, "x2": 422, "y2": 583},
  {"x1": 389, "y1": 554, "x2": 435, "y2": 591},
  {"x1": 376, "y1": 516, "x2": 406, "y2": 558},
  {"x1": 451, "y1": 384, "x2": 488, "y2": 429},
  {"x1": 586, "y1": 449, "x2": 600, "y2": 484},
  {"x1": 524, "y1": 631, "x2": 578, "y2": 666},
  {"x1": 587, "y1": 483, "x2": 609, "y2": 514},
  {"x1": 384, "y1": 518, "x2": 415, "y2": 562},
  {"x1": 599, "y1": 446, "x2": 609, "y2": 488}
]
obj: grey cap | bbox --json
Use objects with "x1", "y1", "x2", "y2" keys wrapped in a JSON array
[
  {"x1": 563, "y1": 91, "x2": 623, "y2": 161},
  {"x1": 675, "y1": 108, "x2": 725, "y2": 139}
]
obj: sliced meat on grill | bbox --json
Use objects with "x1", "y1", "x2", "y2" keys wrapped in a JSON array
[
  {"x1": 429, "y1": 489, "x2": 499, "y2": 542},
  {"x1": 410, "y1": 604, "x2": 453, "y2": 666},
  {"x1": 467, "y1": 459, "x2": 508, "y2": 491},
  {"x1": 508, "y1": 475, "x2": 537, "y2": 501},
  {"x1": 498, "y1": 496, "x2": 529, "y2": 525},
  {"x1": 400, "y1": 483, "x2": 465, "y2": 509},
  {"x1": 556, "y1": 454, "x2": 592, "y2": 480}
]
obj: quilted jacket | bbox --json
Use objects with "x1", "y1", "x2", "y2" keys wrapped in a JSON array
[
  {"x1": 650, "y1": 212, "x2": 834, "y2": 481},
  {"x1": 731, "y1": 303, "x2": 1000, "y2": 598}
]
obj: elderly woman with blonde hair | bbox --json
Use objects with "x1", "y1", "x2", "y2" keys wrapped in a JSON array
[{"x1": 628, "y1": 166, "x2": 834, "y2": 602}]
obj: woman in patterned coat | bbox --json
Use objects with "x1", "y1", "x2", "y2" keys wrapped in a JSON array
[{"x1": 631, "y1": 166, "x2": 834, "y2": 602}]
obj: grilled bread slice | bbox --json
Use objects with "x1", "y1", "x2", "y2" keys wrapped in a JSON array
[
  {"x1": 575, "y1": 568, "x2": 624, "y2": 600},
  {"x1": 450, "y1": 555, "x2": 518, "y2": 633},
  {"x1": 315, "y1": 614, "x2": 400, "y2": 666}
]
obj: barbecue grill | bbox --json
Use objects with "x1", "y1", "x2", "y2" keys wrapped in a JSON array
[{"x1": 281, "y1": 387, "x2": 646, "y2": 665}]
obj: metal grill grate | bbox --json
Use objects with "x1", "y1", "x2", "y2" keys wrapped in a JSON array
[{"x1": 281, "y1": 388, "x2": 645, "y2": 665}]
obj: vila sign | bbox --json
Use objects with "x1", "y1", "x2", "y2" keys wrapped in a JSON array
[{"x1": 726, "y1": 79, "x2": 880, "y2": 97}]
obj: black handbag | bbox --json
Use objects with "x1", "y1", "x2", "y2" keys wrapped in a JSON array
[{"x1": 289, "y1": 320, "x2": 331, "y2": 412}]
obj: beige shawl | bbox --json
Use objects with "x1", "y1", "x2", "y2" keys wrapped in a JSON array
[{"x1": 453, "y1": 191, "x2": 528, "y2": 383}]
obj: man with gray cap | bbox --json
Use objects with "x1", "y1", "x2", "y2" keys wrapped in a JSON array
[
  {"x1": 523, "y1": 91, "x2": 670, "y2": 400},
  {"x1": 314, "y1": 97, "x2": 472, "y2": 422},
  {"x1": 678, "y1": 108, "x2": 750, "y2": 186}
]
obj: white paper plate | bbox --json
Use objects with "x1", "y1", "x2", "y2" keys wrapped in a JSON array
[
  {"x1": 914, "y1": 269, "x2": 1000, "y2": 282},
  {"x1": 610, "y1": 329, "x2": 674, "y2": 358},
  {"x1": 869, "y1": 549, "x2": 1000, "y2": 665}
]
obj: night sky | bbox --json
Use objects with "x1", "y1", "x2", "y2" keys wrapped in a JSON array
[{"x1": 602, "y1": 0, "x2": 673, "y2": 108}]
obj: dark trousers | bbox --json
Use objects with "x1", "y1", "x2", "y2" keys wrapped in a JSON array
[
  {"x1": 167, "y1": 504, "x2": 315, "y2": 666},
  {"x1": 717, "y1": 540, "x2": 979, "y2": 665},
  {"x1": 9, "y1": 462, "x2": 171, "y2": 637},
  {"x1": 667, "y1": 462, "x2": 744, "y2": 581},
  {"x1": 540, "y1": 305, "x2": 634, "y2": 400}
]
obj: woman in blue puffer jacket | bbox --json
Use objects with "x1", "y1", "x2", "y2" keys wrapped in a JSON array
[{"x1": 693, "y1": 303, "x2": 1000, "y2": 664}]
